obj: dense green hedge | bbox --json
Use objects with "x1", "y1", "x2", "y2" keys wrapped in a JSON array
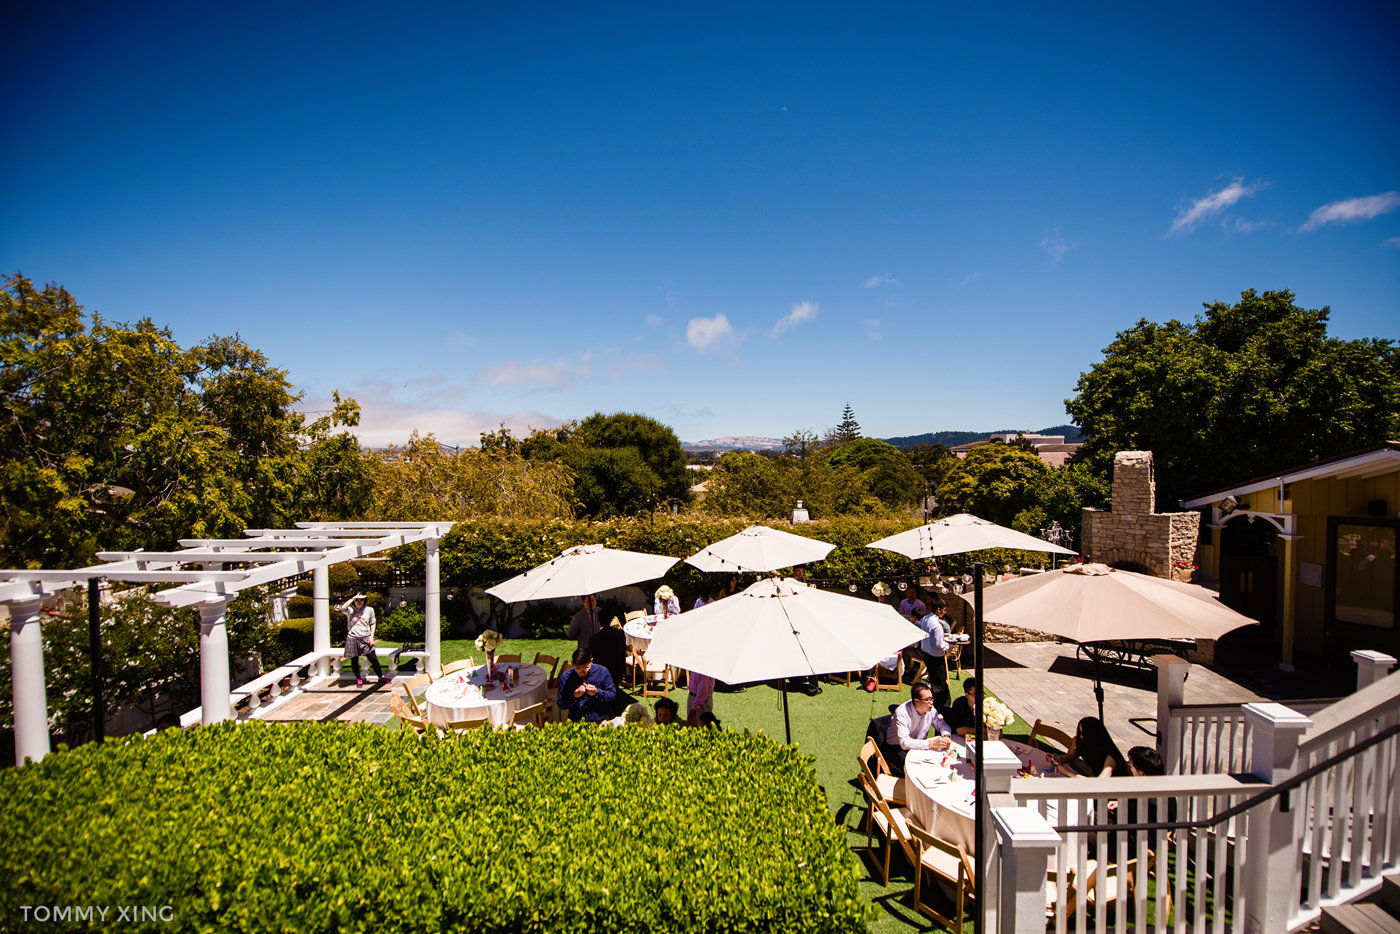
[{"x1": 0, "y1": 722, "x2": 870, "y2": 933}]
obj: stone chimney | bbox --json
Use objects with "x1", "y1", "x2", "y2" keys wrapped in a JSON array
[{"x1": 1081, "y1": 451, "x2": 1200, "y2": 578}]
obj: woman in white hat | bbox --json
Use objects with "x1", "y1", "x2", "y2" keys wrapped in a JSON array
[{"x1": 338, "y1": 593, "x2": 388, "y2": 687}]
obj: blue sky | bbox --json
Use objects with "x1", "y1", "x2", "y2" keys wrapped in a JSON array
[{"x1": 4, "y1": 2, "x2": 1397, "y2": 447}]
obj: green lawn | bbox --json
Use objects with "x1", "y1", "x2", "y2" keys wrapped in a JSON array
[{"x1": 390, "y1": 636, "x2": 1029, "y2": 933}]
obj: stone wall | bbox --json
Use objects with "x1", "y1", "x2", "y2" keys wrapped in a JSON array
[{"x1": 1081, "y1": 451, "x2": 1201, "y2": 578}]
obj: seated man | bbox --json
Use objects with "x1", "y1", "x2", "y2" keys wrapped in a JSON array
[
  {"x1": 945, "y1": 677, "x2": 979, "y2": 738},
  {"x1": 556, "y1": 646, "x2": 617, "y2": 723},
  {"x1": 885, "y1": 680, "x2": 953, "y2": 775},
  {"x1": 653, "y1": 696, "x2": 680, "y2": 725}
]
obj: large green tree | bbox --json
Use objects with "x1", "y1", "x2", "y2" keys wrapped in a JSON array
[
  {"x1": 935, "y1": 441, "x2": 1051, "y2": 528},
  {"x1": 826, "y1": 438, "x2": 923, "y2": 507},
  {"x1": 1066, "y1": 289, "x2": 1400, "y2": 508},
  {"x1": 0, "y1": 275, "x2": 372, "y2": 567}
]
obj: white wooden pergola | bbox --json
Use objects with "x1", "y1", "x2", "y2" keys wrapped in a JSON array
[{"x1": 1, "y1": 521, "x2": 453, "y2": 764}]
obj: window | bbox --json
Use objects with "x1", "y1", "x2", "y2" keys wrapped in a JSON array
[{"x1": 1328, "y1": 517, "x2": 1398, "y2": 629}]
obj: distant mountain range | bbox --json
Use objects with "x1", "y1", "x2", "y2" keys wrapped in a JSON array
[{"x1": 683, "y1": 425, "x2": 1082, "y2": 452}]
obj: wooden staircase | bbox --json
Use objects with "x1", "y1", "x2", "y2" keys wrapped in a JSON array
[{"x1": 1322, "y1": 873, "x2": 1400, "y2": 934}]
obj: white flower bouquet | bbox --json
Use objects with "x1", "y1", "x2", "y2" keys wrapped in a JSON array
[
  {"x1": 474, "y1": 629, "x2": 504, "y2": 653},
  {"x1": 983, "y1": 695, "x2": 1016, "y2": 730}
]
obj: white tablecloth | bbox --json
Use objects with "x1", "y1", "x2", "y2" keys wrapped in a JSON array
[
  {"x1": 423, "y1": 663, "x2": 547, "y2": 728},
  {"x1": 905, "y1": 739, "x2": 1061, "y2": 851},
  {"x1": 623, "y1": 615, "x2": 669, "y2": 652}
]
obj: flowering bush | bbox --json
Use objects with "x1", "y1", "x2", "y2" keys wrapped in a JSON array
[
  {"x1": 473, "y1": 629, "x2": 504, "y2": 653},
  {"x1": 983, "y1": 695, "x2": 1016, "y2": 730}
]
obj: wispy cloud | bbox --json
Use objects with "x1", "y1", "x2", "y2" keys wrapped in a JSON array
[
  {"x1": 606, "y1": 353, "x2": 666, "y2": 380},
  {"x1": 1385, "y1": 236, "x2": 1400, "y2": 249},
  {"x1": 687, "y1": 315, "x2": 738, "y2": 353},
  {"x1": 1169, "y1": 178, "x2": 1265, "y2": 235},
  {"x1": 1300, "y1": 191, "x2": 1400, "y2": 231},
  {"x1": 664, "y1": 404, "x2": 715, "y2": 418},
  {"x1": 1040, "y1": 228, "x2": 1071, "y2": 263},
  {"x1": 770, "y1": 300, "x2": 819, "y2": 337},
  {"x1": 447, "y1": 331, "x2": 478, "y2": 347},
  {"x1": 863, "y1": 317, "x2": 883, "y2": 341},
  {"x1": 480, "y1": 354, "x2": 592, "y2": 392},
  {"x1": 303, "y1": 388, "x2": 561, "y2": 450},
  {"x1": 862, "y1": 274, "x2": 897, "y2": 288},
  {"x1": 957, "y1": 271, "x2": 983, "y2": 287},
  {"x1": 644, "y1": 314, "x2": 663, "y2": 327}
]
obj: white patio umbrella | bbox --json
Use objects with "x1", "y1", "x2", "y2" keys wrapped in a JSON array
[
  {"x1": 685, "y1": 524, "x2": 836, "y2": 573},
  {"x1": 867, "y1": 512, "x2": 1079, "y2": 560},
  {"x1": 980, "y1": 562, "x2": 1258, "y2": 645},
  {"x1": 644, "y1": 576, "x2": 926, "y2": 742},
  {"x1": 485, "y1": 544, "x2": 678, "y2": 603},
  {"x1": 980, "y1": 562, "x2": 1257, "y2": 720}
]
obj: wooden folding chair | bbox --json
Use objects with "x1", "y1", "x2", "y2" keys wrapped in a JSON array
[
  {"x1": 511, "y1": 702, "x2": 546, "y2": 728},
  {"x1": 388, "y1": 694, "x2": 428, "y2": 736},
  {"x1": 857, "y1": 737, "x2": 907, "y2": 807},
  {"x1": 444, "y1": 716, "x2": 493, "y2": 732},
  {"x1": 1030, "y1": 719, "x2": 1076, "y2": 757},
  {"x1": 875, "y1": 656, "x2": 903, "y2": 691},
  {"x1": 641, "y1": 655, "x2": 673, "y2": 697},
  {"x1": 441, "y1": 657, "x2": 475, "y2": 677},
  {"x1": 909, "y1": 822, "x2": 975, "y2": 930},
  {"x1": 625, "y1": 645, "x2": 648, "y2": 691},
  {"x1": 863, "y1": 782, "x2": 920, "y2": 886},
  {"x1": 401, "y1": 672, "x2": 433, "y2": 716},
  {"x1": 494, "y1": 653, "x2": 521, "y2": 664},
  {"x1": 624, "y1": 609, "x2": 646, "y2": 623},
  {"x1": 532, "y1": 653, "x2": 560, "y2": 687}
]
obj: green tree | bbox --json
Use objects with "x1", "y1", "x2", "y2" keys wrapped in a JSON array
[
  {"x1": 1066, "y1": 289, "x2": 1400, "y2": 507},
  {"x1": 0, "y1": 275, "x2": 370, "y2": 568},
  {"x1": 701, "y1": 451, "x2": 798, "y2": 519},
  {"x1": 934, "y1": 440, "x2": 1050, "y2": 528},
  {"x1": 366, "y1": 431, "x2": 575, "y2": 520},
  {"x1": 575, "y1": 412, "x2": 691, "y2": 507},
  {"x1": 832, "y1": 404, "x2": 862, "y2": 444},
  {"x1": 826, "y1": 438, "x2": 923, "y2": 507}
]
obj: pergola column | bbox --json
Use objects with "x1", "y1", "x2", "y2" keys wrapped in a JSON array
[
  {"x1": 198, "y1": 597, "x2": 234, "y2": 725},
  {"x1": 9, "y1": 598, "x2": 52, "y2": 763},
  {"x1": 312, "y1": 563, "x2": 331, "y2": 677},
  {"x1": 425, "y1": 537, "x2": 441, "y2": 676}
]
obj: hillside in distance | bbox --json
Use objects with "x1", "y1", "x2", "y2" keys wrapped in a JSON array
[
  {"x1": 683, "y1": 424, "x2": 1081, "y2": 453},
  {"x1": 882, "y1": 424, "x2": 1083, "y2": 449}
]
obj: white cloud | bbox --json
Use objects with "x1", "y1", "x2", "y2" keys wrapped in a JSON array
[
  {"x1": 1040, "y1": 229, "x2": 1071, "y2": 263},
  {"x1": 479, "y1": 353, "x2": 592, "y2": 392},
  {"x1": 687, "y1": 314, "x2": 737, "y2": 352},
  {"x1": 302, "y1": 388, "x2": 561, "y2": 450},
  {"x1": 863, "y1": 317, "x2": 883, "y2": 341},
  {"x1": 1169, "y1": 178, "x2": 1264, "y2": 235},
  {"x1": 1385, "y1": 236, "x2": 1400, "y2": 249},
  {"x1": 862, "y1": 274, "x2": 897, "y2": 288},
  {"x1": 645, "y1": 314, "x2": 663, "y2": 327},
  {"x1": 957, "y1": 271, "x2": 983, "y2": 287},
  {"x1": 770, "y1": 300, "x2": 819, "y2": 337},
  {"x1": 1300, "y1": 191, "x2": 1400, "y2": 231},
  {"x1": 606, "y1": 354, "x2": 666, "y2": 380},
  {"x1": 447, "y1": 331, "x2": 478, "y2": 347}
]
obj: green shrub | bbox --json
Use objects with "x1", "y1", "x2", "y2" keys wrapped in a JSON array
[
  {"x1": 517, "y1": 601, "x2": 569, "y2": 639},
  {"x1": 286, "y1": 594, "x2": 313, "y2": 618},
  {"x1": 0, "y1": 723, "x2": 869, "y2": 933},
  {"x1": 377, "y1": 603, "x2": 425, "y2": 643},
  {"x1": 268, "y1": 617, "x2": 314, "y2": 666}
]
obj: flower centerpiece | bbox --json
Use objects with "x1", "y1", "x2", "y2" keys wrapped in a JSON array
[
  {"x1": 871, "y1": 581, "x2": 890, "y2": 601},
  {"x1": 1172, "y1": 558, "x2": 1198, "y2": 582},
  {"x1": 982, "y1": 694, "x2": 1016, "y2": 740},
  {"x1": 474, "y1": 629, "x2": 504, "y2": 675}
]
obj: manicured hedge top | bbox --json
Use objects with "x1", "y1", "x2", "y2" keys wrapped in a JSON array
[{"x1": 0, "y1": 722, "x2": 870, "y2": 933}]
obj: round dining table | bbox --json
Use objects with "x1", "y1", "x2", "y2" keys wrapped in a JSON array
[
  {"x1": 904, "y1": 738, "x2": 1062, "y2": 851},
  {"x1": 623, "y1": 615, "x2": 670, "y2": 652},
  {"x1": 422, "y1": 662, "x2": 547, "y2": 728}
]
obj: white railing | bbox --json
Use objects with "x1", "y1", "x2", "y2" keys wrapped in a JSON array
[{"x1": 995, "y1": 651, "x2": 1400, "y2": 934}]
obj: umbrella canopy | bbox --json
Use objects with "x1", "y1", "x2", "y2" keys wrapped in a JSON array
[
  {"x1": 867, "y1": 512, "x2": 1078, "y2": 559},
  {"x1": 979, "y1": 562, "x2": 1257, "y2": 643},
  {"x1": 644, "y1": 577, "x2": 925, "y2": 684},
  {"x1": 485, "y1": 544, "x2": 678, "y2": 603},
  {"x1": 685, "y1": 524, "x2": 836, "y2": 573}
]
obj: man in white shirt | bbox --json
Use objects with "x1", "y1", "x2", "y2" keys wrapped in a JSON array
[
  {"x1": 885, "y1": 681, "x2": 953, "y2": 774},
  {"x1": 918, "y1": 598, "x2": 952, "y2": 708}
]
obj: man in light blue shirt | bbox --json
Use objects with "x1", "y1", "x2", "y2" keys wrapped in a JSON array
[{"x1": 918, "y1": 598, "x2": 952, "y2": 708}]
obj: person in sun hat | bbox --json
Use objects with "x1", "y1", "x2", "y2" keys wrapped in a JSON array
[{"x1": 338, "y1": 593, "x2": 388, "y2": 687}]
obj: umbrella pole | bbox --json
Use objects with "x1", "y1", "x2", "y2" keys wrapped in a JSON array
[
  {"x1": 973, "y1": 561, "x2": 985, "y2": 934},
  {"x1": 782, "y1": 683, "x2": 792, "y2": 744}
]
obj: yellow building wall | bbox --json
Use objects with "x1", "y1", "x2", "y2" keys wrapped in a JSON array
[{"x1": 1286, "y1": 469, "x2": 1400, "y2": 658}]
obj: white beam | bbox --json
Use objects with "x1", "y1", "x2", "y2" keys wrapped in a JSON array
[
  {"x1": 177, "y1": 538, "x2": 385, "y2": 549},
  {"x1": 97, "y1": 551, "x2": 333, "y2": 564},
  {"x1": 2, "y1": 569, "x2": 247, "y2": 583}
]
